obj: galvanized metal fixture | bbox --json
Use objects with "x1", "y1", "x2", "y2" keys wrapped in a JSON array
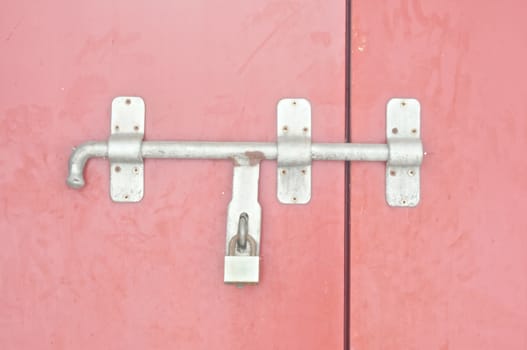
[{"x1": 67, "y1": 96, "x2": 423, "y2": 284}]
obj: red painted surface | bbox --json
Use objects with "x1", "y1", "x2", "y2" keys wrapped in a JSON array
[
  {"x1": 3, "y1": 0, "x2": 527, "y2": 349},
  {"x1": 351, "y1": 1, "x2": 527, "y2": 349},
  {"x1": 0, "y1": 1, "x2": 344, "y2": 349}
]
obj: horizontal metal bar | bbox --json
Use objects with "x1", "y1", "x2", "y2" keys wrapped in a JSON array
[
  {"x1": 141, "y1": 141, "x2": 388, "y2": 161},
  {"x1": 66, "y1": 140, "x2": 389, "y2": 188},
  {"x1": 312, "y1": 143, "x2": 388, "y2": 161},
  {"x1": 141, "y1": 141, "x2": 277, "y2": 159}
]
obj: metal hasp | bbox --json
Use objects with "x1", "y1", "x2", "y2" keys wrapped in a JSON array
[
  {"x1": 224, "y1": 158, "x2": 262, "y2": 284},
  {"x1": 66, "y1": 96, "x2": 423, "y2": 284}
]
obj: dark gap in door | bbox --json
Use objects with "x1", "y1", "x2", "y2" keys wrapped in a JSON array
[{"x1": 344, "y1": 0, "x2": 351, "y2": 349}]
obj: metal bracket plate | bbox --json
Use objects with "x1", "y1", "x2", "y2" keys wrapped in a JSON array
[
  {"x1": 109, "y1": 97, "x2": 145, "y2": 202},
  {"x1": 386, "y1": 98, "x2": 421, "y2": 207},
  {"x1": 277, "y1": 98, "x2": 312, "y2": 204}
]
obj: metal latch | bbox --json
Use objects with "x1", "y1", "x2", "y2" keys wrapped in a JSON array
[{"x1": 67, "y1": 97, "x2": 423, "y2": 284}]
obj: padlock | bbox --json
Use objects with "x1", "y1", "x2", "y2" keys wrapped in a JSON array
[{"x1": 224, "y1": 213, "x2": 260, "y2": 284}]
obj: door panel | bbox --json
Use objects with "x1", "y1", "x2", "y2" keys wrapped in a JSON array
[
  {"x1": 351, "y1": 1, "x2": 527, "y2": 349},
  {"x1": 0, "y1": 1, "x2": 345, "y2": 349}
]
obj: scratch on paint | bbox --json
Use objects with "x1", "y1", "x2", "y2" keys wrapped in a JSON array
[
  {"x1": 4, "y1": 18, "x2": 23, "y2": 42},
  {"x1": 237, "y1": 7, "x2": 304, "y2": 74}
]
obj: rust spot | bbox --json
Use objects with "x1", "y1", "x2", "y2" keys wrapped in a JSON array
[
  {"x1": 232, "y1": 151, "x2": 265, "y2": 166},
  {"x1": 244, "y1": 151, "x2": 265, "y2": 166}
]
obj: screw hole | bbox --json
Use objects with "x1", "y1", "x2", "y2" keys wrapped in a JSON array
[
  {"x1": 402, "y1": 200, "x2": 407, "y2": 205},
  {"x1": 134, "y1": 125, "x2": 139, "y2": 131},
  {"x1": 292, "y1": 197, "x2": 297, "y2": 202},
  {"x1": 133, "y1": 167, "x2": 139, "y2": 174},
  {"x1": 392, "y1": 127, "x2": 398, "y2": 134},
  {"x1": 124, "y1": 195, "x2": 129, "y2": 200},
  {"x1": 282, "y1": 126, "x2": 288, "y2": 132},
  {"x1": 411, "y1": 128, "x2": 417, "y2": 134},
  {"x1": 303, "y1": 127, "x2": 309, "y2": 132},
  {"x1": 401, "y1": 101, "x2": 406, "y2": 107},
  {"x1": 292, "y1": 100, "x2": 297, "y2": 105},
  {"x1": 281, "y1": 169, "x2": 287, "y2": 175},
  {"x1": 114, "y1": 166, "x2": 121, "y2": 173},
  {"x1": 115, "y1": 125, "x2": 120, "y2": 131},
  {"x1": 408, "y1": 169, "x2": 415, "y2": 176},
  {"x1": 390, "y1": 170, "x2": 396, "y2": 176},
  {"x1": 301, "y1": 169, "x2": 306, "y2": 174},
  {"x1": 125, "y1": 98, "x2": 131, "y2": 105}
]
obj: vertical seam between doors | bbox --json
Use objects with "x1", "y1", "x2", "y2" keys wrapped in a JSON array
[{"x1": 344, "y1": 0, "x2": 351, "y2": 349}]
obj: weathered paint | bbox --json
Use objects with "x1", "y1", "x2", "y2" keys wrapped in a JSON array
[
  {"x1": 351, "y1": 1, "x2": 527, "y2": 349},
  {"x1": 0, "y1": 1, "x2": 344, "y2": 349},
  {"x1": 3, "y1": 0, "x2": 525, "y2": 349}
]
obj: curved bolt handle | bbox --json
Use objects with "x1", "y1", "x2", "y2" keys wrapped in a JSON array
[{"x1": 67, "y1": 142, "x2": 108, "y2": 189}]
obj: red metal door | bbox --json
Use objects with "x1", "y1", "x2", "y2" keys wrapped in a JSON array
[
  {"x1": 350, "y1": 1, "x2": 527, "y2": 349},
  {"x1": 1, "y1": 1, "x2": 344, "y2": 349},
  {"x1": 3, "y1": 1, "x2": 527, "y2": 350}
]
